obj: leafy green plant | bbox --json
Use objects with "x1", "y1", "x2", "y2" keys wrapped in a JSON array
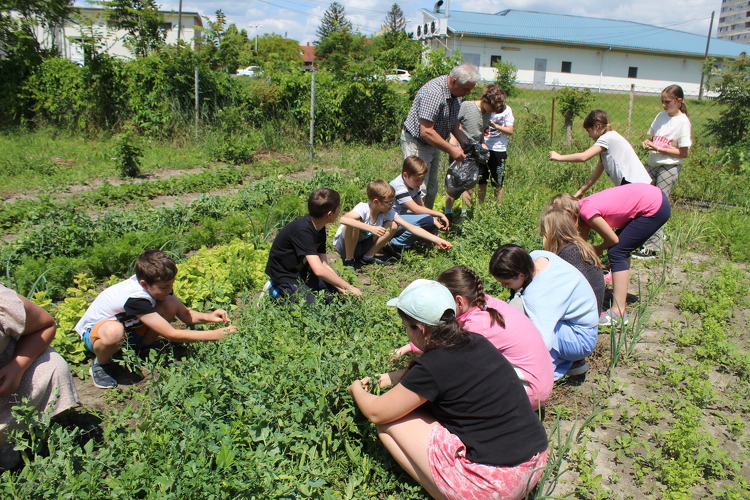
[
  {"x1": 114, "y1": 130, "x2": 143, "y2": 178},
  {"x1": 556, "y1": 87, "x2": 594, "y2": 145},
  {"x1": 492, "y1": 59, "x2": 518, "y2": 97}
]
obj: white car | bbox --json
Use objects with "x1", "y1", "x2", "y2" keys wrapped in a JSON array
[
  {"x1": 236, "y1": 66, "x2": 262, "y2": 77},
  {"x1": 385, "y1": 69, "x2": 411, "y2": 82}
]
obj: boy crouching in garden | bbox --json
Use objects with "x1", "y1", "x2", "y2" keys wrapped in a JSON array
[
  {"x1": 75, "y1": 249, "x2": 237, "y2": 389},
  {"x1": 265, "y1": 188, "x2": 362, "y2": 305},
  {"x1": 333, "y1": 179, "x2": 453, "y2": 269}
]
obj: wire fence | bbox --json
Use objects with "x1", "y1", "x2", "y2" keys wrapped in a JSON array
[{"x1": 509, "y1": 82, "x2": 719, "y2": 146}]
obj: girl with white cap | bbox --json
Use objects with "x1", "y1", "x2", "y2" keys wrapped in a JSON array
[{"x1": 348, "y1": 279, "x2": 548, "y2": 500}]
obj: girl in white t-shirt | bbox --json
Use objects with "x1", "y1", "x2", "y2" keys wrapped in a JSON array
[
  {"x1": 636, "y1": 84, "x2": 692, "y2": 257},
  {"x1": 483, "y1": 89, "x2": 515, "y2": 204},
  {"x1": 548, "y1": 110, "x2": 651, "y2": 199}
]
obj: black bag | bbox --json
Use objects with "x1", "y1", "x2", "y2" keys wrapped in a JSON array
[{"x1": 444, "y1": 139, "x2": 489, "y2": 199}]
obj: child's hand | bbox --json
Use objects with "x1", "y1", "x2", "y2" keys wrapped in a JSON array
[
  {"x1": 210, "y1": 325, "x2": 237, "y2": 340},
  {"x1": 642, "y1": 139, "x2": 655, "y2": 150},
  {"x1": 377, "y1": 372, "x2": 393, "y2": 388},
  {"x1": 549, "y1": 151, "x2": 562, "y2": 161},
  {"x1": 435, "y1": 215, "x2": 450, "y2": 232},
  {"x1": 371, "y1": 225, "x2": 387, "y2": 238},
  {"x1": 210, "y1": 309, "x2": 231, "y2": 324},
  {"x1": 437, "y1": 238, "x2": 453, "y2": 250},
  {"x1": 347, "y1": 377, "x2": 370, "y2": 395},
  {"x1": 390, "y1": 344, "x2": 412, "y2": 362}
]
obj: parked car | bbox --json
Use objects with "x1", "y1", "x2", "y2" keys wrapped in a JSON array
[
  {"x1": 236, "y1": 66, "x2": 262, "y2": 77},
  {"x1": 385, "y1": 69, "x2": 411, "y2": 82}
]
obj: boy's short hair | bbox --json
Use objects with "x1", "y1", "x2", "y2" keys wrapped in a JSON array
[
  {"x1": 482, "y1": 84, "x2": 507, "y2": 113},
  {"x1": 366, "y1": 179, "x2": 396, "y2": 201},
  {"x1": 402, "y1": 155, "x2": 428, "y2": 178},
  {"x1": 135, "y1": 249, "x2": 178, "y2": 284},
  {"x1": 308, "y1": 188, "x2": 341, "y2": 218}
]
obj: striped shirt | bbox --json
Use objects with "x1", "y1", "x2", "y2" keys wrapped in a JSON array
[{"x1": 403, "y1": 75, "x2": 462, "y2": 143}]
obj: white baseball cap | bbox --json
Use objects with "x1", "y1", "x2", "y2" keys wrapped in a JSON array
[{"x1": 386, "y1": 279, "x2": 456, "y2": 325}]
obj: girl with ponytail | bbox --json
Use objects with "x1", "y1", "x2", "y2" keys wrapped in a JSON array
[{"x1": 348, "y1": 279, "x2": 548, "y2": 500}]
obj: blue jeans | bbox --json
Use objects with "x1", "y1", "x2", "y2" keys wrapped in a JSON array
[
  {"x1": 550, "y1": 321, "x2": 598, "y2": 380},
  {"x1": 390, "y1": 214, "x2": 436, "y2": 248}
]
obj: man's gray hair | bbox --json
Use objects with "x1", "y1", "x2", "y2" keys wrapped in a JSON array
[{"x1": 449, "y1": 64, "x2": 482, "y2": 85}]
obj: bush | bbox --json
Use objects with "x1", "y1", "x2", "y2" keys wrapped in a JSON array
[
  {"x1": 492, "y1": 60, "x2": 519, "y2": 97},
  {"x1": 114, "y1": 131, "x2": 143, "y2": 178}
]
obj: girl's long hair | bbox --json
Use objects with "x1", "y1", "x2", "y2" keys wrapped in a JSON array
[
  {"x1": 582, "y1": 110, "x2": 612, "y2": 131},
  {"x1": 540, "y1": 209, "x2": 602, "y2": 268},
  {"x1": 489, "y1": 244, "x2": 535, "y2": 292},
  {"x1": 397, "y1": 308, "x2": 473, "y2": 353},
  {"x1": 663, "y1": 84, "x2": 689, "y2": 117},
  {"x1": 438, "y1": 265, "x2": 505, "y2": 328},
  {"x1": 547, "y1": 193, "x2": 582, "y2": 222}
]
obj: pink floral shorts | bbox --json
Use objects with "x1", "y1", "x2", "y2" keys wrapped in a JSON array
[{"x1": 427, "y1": 423, "x2": 548, "y2": 500}]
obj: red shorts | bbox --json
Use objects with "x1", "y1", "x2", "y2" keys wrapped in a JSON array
[{"x1": 427, "y1": 423, "x2": 548, "y2": 500}]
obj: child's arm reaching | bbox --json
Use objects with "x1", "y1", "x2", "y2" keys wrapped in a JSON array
[
  {"x1": 138, "y1": 312, "x2": 236, "y2": 342},
  {"x1": 586, "y1": 215, "x2": 619, "y2": 255},
  {"x1": 574, "y1": 161, "x2": 605, "y2": 199},
  {"x1": 395, "y1": 215, "x2": 452, "y2": 250},
  {"x1": 307, "y1": 254, "x2": 362, "y2": 295},
  {"x1": 549, "y1": 144, "x2": 603, "y2": 163},
  {"x1": 348, "y1": 377, "x2": 426, "y2": 425},
  {"x1": 176, "y1": 307, "x2": 231, "y2": 326},
  {"x1": 340, "y1": 211, "x2": 387, "y2": 238}
]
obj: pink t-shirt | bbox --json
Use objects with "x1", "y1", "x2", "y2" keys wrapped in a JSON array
[
  {"x1": 458, "y1": 295, "x2": 554, "y2": 410},
  {"x1": 578, "y1": 183, "x2": 664, "y2": 230}
]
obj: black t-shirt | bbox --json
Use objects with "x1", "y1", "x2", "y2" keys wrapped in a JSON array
[
  {"x1": 558, "y1": 243, "x2": 605, "y2": 314},
  {"x1": 401, "y1": 333, "x2": 548, "y2": 466},
  {"x1": 265, "y1": 215, "x2": 326, "y2": 284}
]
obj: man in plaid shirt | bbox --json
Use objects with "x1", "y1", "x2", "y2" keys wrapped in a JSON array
[{"x1": 401, "y1": 64, "x2": 482, "y2": 209}]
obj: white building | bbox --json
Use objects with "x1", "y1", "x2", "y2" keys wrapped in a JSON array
[
  {"x1": 35, "y1": 7, "x2": 203, "y2": 63},
  {"x1": 717, "y1": 0, "x2": 750, "y2": 43},
  {"x1": 416, "y1": 8, "x2": 748, "y2": 95}
]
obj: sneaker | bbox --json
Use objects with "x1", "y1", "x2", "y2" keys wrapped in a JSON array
[
  {"x1": 567, "y1": 359, "x2": 589, "y2": 376},
  {"x1": 381, "y1": 243, "x2": 403, "y2": 260},
  {"x1": 600, "y1": 309, "x2": 628, "y2": 327},
  {"x1": 360, "y1": 256, "x2": 393, "y2": 266},
  {"x1": 90, "y1": 360, "x2": 118, "y2": 389},
  {"x1": 632, "y1": 249, "x2": 657, "y2": 260},
  {"x1": 343, "y1": 258, "x2": 362, "y2": 270}
]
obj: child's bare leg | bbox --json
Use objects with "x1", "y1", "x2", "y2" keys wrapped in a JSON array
[
  {"x1": 445, "y1": 195, "x2": 455, "y2": 211},
  {"x1": 92, "y1": 321, "x2": 126, "y2": 365},
  {"x1": 141, "y1": 295, "x2": 186, "y2": 344},
  {"x1": 343, "y1": 226, "x2": 359, "y2": 260},
  {"x1": 611, "y1": 270, "x2": 630, "y2": 316},
  {"x1": 364, "y1": 232, "x2": 395, "y2": 258},
  {"x1": 478, "y1": 184, "x2": 488, "y2": 204},
  {"x1": 377, "y1": 410, "x2": 447, "y2": 500},
  {"x1": 461, "y1": 189, "x2": 472, "y2": 208},
  {"x1": 495, "y1": 186, "x2": 504, "y2": 204}
]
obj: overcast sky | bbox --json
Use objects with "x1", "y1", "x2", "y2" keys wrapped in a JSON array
[{"x1": 79, "y1": 0, "x2": 722, "y2": 46}]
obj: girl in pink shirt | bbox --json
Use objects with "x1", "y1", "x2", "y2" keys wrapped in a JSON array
[
  {"x1": 549, "y1": 184, "x2": 670, "y2": 323},
  {"x1": 393, "y1": 265, "x2": 553, "y2": 409}
]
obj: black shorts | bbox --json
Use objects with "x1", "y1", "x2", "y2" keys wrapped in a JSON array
[{"x1": 480, "y1": 151, "x2": 507, "y2": 188}]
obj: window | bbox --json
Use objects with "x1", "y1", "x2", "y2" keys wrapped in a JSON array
[
  {"x1": 561, "y1": 61, "x2": 572, "y2": 73},
  {"x1": 159, "y1": 22, "x2": 173, "y2": 30},
  {"x1": 628, "y1": 67, "x2": 638, "y2": 78},
  {"x1": 490, "y1": 55, "x2": 502, "y2": 66}
]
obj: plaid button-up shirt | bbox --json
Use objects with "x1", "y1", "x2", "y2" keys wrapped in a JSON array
[{"x1": 403, "y1": 75, "x2": 462, "y2": 144}]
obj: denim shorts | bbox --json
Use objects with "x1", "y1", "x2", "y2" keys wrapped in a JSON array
[{"x1": 81, "y1": 321, "x2": 146, "y2": 353}]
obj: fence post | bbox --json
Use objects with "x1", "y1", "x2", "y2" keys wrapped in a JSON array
[
  {"x1": 626, "y1": 84, "x2": 634, "y2": 140},
  {"x1": 194, "y1": 67, "x2": 199, "y2": 138},
  {"x1": 309, "y1": 68, "x2": 316, "y2": 161},
  {"x1": 550, "y1": 98, "x2": 555, "y2": 144}
]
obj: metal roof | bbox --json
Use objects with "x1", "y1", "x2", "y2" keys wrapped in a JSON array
[{"x1": 424, "y1": 9, "x2": 747, "y2": 58}]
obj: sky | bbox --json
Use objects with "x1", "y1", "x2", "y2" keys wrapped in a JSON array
[{"x1": 78, "y1": 0, "x2": 723, "y2": 46}]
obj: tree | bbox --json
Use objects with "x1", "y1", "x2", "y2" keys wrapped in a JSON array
[
  {"x1": 556, "y1": 87, "x2": 593, "y2": 145},
  {"x1": 315, "y1": 3, "x2": 367, "y2": 71},
  {"x1": 704, "y1": 55, "x2": 750, "y2": 146},
  {"x1": 0, "y1": 0, "x2": 76, "y2": 124},
  {"x1": 93, "y1": 0, "x2": 165, "y2": 57},
  {"x1": 254, "y1": 34, "x2": 303, "y2": 71},
  {"x1": 316, "y1": 2, "x2": 351, "y2": 40},
  {"x1": 381, "y1": 3, "x2": 406, "y2": 49},
  {"x1": 407, "y1": 49, "x2": 463, "y2": 99},
  {"x1": 492, "y1": 59, "x2": 518, "y2": 97}
]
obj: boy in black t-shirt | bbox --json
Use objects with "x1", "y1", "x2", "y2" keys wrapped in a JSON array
[
  {"x1": 265, "y1": 188, "x2": 362, "y2": 304},
  {"x1": 75, "y1": 249, "x2": 237, "y2": 389}
]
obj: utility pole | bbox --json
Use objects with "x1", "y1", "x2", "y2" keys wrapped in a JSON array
[
  {"x1": 699, "y1": 11, "x2": 715, "y2": 101},
  {"x1": 249, "y1": 24, "x2": 263, "y2": 53},
  {"x1": 177, "y1": 0, "x2": 183, "y2": 42}
]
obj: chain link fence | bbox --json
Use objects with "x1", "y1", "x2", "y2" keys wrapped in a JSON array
[{"x1": 510, "y1": 81, "x2": 719, "y2": 146}]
